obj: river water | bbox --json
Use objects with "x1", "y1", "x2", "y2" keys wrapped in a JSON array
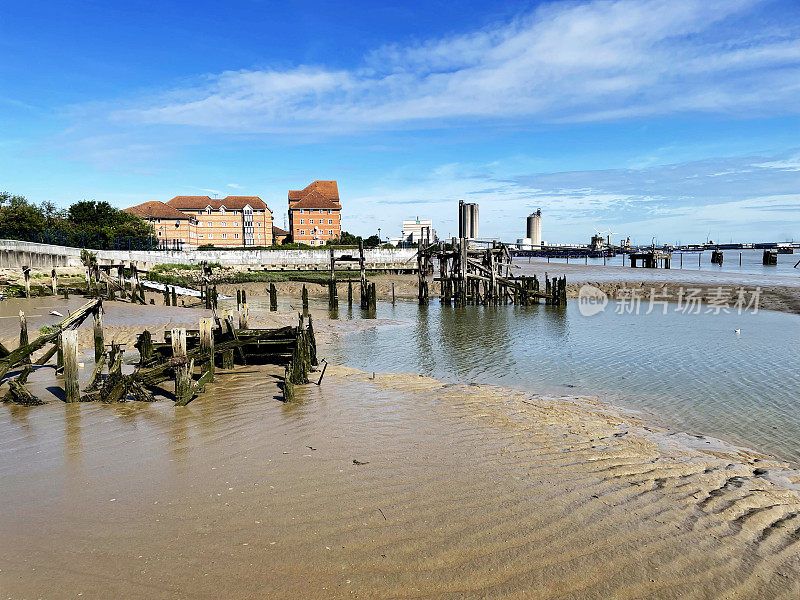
[{"x1": 326, "y1": 299, "x2": 800, "y2": 463}]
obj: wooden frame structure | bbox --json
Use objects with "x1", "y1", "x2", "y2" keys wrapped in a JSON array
[{"x1": 418, "y1": 237, "x2": 567, "y2": 307}]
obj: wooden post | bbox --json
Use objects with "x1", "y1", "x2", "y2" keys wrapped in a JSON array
[
  {"x1": 51, "y1": 269, "x2": 58, "y2": 295},
  {"x1": 93, "y1": 305, "x2": 104, "y2": 363},
  {"x1": 199, "y1": 317, "x2": 214, "y2": 382},
  {"x1": 22, "y1": 267, "x2": 30, "y2": 298},
  {"x1": 174, "y1": 358, "x2": 194, "y2": 406},
  {"x1": 699, "y1": 253, "x2": 702, "y2": 268},
  {"x1": 137, "y1": 330, "x2": 153, "y2": 363},
  {"x1": 163, "y1": 287, "x2": 170, "y2": 306},
  {"x1": 222, "y1": 348, "x2": 234, "y2": 369},
  {"x1": 237, "y1": 289, "x2": 242, "y2": 311},
  {"x1": 171, "y1": 287, "x2": 177, "y2": 307},
  {"x1": 62, "y1": 329, "x2": 80, "y2": 403},
  {"x1": 239, "y1": 303, "x2": 249, "y2": 329},
  {"x1": 301, "y1": 284, "x2": 308, "y2": 312},
  {"x1": 739, "y1": 252, "x2": 742, "y2": 266},
  {"x1": 19, "y1": 311, "x2": 30, "y2": 364},
  {"x1": 347, "y1": 280, "x2": 353, "y2": 307},
  {"x1": 392, "y1": 282, "x2": 395, "y2": 305},
  {"x1": 270, "y1": 283, "x2": 278, "y2": 311},
  {"x1": 358, "y1": 239, "x2": 366, "y2": 298},
  {"x1": 171, "y1": 328, "x2": 187, "y2": 359}
]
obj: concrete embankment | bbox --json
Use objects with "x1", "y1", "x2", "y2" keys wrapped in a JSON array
[{"x1": 0, "y1": 239, "x2": 416, "y2": 270}]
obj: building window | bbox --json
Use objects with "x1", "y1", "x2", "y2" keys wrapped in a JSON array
[
  {"x1": 220, "y1": 207, "x2": 226, "y2": 215},
  {"x1": 300, "y1": 219, "x2": 304, "y2": 224},
  {"x1": 222, "y1": 233, "x2": 227, "y2": 239},
  {"x1": 199, "y1": 234, "x2": 204, "y2": 239},
  {"x1": 234, "y1": 233, "x2": 240, "y2": 239},
  {"x1": 256, "y1": 222, "x2": 260, "y2": 226},
  {"x1": 257, "y1": 233, "x2": 261, "y2": 239},
  {"x1": 221, "y1": 221, "x2": 226, "y2": 226},
  {"x1": 300, "y1": 230, "x2": 305, "y2": 235},
  {"x1": 328, "y1": 219, "x2": 333, "y2": 225},
  {"x1": 208, "y1": 233, "x2": 213, "y2": 239},
  {"x1": 327, "y1": 210, "x2": 332, "y2": 214},
  {"x1": 157, "y1": 218, "x2": 162, "y2": 223},
  {"x1": 206, "y1": 207, "x2": 212, "y2": 214}
]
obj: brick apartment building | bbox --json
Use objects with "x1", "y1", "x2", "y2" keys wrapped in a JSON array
[
  {"x1": 288, "y1": 180, "x2": 342, "y2": 246},
  {"x1": 124, "y1": 196, "x2": 273, "y2": 247}
]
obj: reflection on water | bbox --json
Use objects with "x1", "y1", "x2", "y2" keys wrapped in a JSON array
[{"x1": 328, "y1": 300, "x2": 800, "y2": 462}]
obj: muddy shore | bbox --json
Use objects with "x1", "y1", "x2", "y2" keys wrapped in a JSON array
[{"x1": 1, "y1": 288, "x2": 800, "y2": 598}]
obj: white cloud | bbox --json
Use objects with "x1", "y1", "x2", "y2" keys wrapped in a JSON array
[
  {"x1": 105, "y1": 0, "x2": 800, "y2": 133},
  {"x1": 227, "y1": 183, "x2": 243, "y2": 189},
  {"x1": 344, "y1": 149, "x2": 800, "y2": 243}
]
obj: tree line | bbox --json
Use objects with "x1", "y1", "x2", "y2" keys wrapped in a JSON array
[{"x1": 0, "y1": 192, "x2": 152, "y2": 247}]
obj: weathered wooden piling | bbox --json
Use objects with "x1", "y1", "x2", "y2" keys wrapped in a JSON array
[
  {"x1": 136, "y1": 330, "x2": 153, "y2": 363},
  {"x1": 171, "y1": 287, "x2": 177, "y2": 306},
  {"x1": 174, "y1": 358, "x2": 194, "y2": 406},
  {"x1": 163, "y1": 287, "x2": 171, "y2": 306},
  {"x1": 347, "y1": 280, "x2": 353, "y2": 307},
  {"x1": 51, "y1": 269, "x2": 58, "y2": 295},
  {"x1": 93, "y1": 305, "x2": 104, "y2": 363},
  {"x1": 237, "y1": 289, "x2": 242, "y2": 311},
  {"x1": 171, "y1": 328, "x2": 187, "y2": 359},
  {"x1": 239, "y1": 303, "x2": 249, "y2": 329},
  {"x1": 62, "y1": 329, "x2": 80, "y2": 403},
  {"x1": 22, "y1": 266, "x2": 30, "y2": 298},
  {"x1": 19, "y1": 311, "x2": 29, "y2": 364},
  {"x1": 301, "y1": 284, "x2": 309, "y2": 312},
  {"x1": 199, "y1": 318, "x2": 214, "y2": 382},
  {"x1": 222, "y1": 348, "x2": 235, "y2": 369},
  {"x1": 270, "y1": 283, "x2": 278, "y2": 311}
]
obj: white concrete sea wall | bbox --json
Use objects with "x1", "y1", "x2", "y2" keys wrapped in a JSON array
[{"x1": 0, "y1": 239, "x2": 417, "y2": 270}]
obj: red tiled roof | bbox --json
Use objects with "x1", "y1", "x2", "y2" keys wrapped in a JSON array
[
  {"x1": 123, "y1": 201, "x2": 191, "y2": 220},
  {"x1": 272, "y1": 225, "x2": 290, "y2": 236},
  {"x1": 288, "y1": 180, "x2": 339, "y2": 204},
  {"x1": 167, "y1": 195, "x2": 268, "y2": 210},
  {"x1": 288, "y1": 190, "x2": 342, "y2": 211}
]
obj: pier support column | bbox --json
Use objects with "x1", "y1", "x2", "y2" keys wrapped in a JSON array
[{"x1": 62, "y1": 329, "x2": 79, "y2": 403}]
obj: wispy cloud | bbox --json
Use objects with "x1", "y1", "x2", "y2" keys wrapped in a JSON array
[
  {"x1": 104, "y1": 0, "x2": 800, "y2": 133},
  {"x1": 227, "y1": 183, "x2": 243, "y2": 189},
  {"x1": 348, "y1": 149, "x2": 800, "y2": 243}
]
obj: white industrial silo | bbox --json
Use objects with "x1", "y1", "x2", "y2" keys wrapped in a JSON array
[
  {"x1": 527, "y1": 209, "x2": 542, "y2": 247},
  {"x1": 458, "y1": 200, "x2": 479, "y2": 239}
]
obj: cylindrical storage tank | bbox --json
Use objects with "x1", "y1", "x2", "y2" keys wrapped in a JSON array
[
  {"x1": 527, "y1": 210, "x2": 542, "y2": 246},
  {"x1": 462, "y1": 205, "x2": 472, "y2": 239},
  {"x1": 469, "y1": 203, "x2": 479, "y2": 238}
]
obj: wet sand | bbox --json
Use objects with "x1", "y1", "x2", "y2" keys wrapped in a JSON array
[{"x1": 2, "y1": 294, "x2": 800, "y2": 597}]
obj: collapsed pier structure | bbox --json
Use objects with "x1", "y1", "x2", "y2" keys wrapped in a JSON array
[
  {"x1": 0, "y1": 296, "x2": 316, "y2": 407},
  {"x1": 418, "y1": 237, "x2": 567, "y2": 307}
]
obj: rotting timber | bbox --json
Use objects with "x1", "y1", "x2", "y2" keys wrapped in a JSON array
[
  {"x1": 418, "y1": 237, "x2": 567, "y2": 307},
  {"x1": 1, "y1": 296, "x2": 315, "y2": 406}
]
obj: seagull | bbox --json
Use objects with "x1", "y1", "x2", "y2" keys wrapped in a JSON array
[
  {"x1": 49, "y1": 310, "x2": 64, "y2": 317},
  {"x1": 734, "y1": 329, "x2": 741, "y2": 334}
]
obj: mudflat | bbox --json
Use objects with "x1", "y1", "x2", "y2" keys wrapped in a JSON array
[{"x1": 1, "y1": 297, "x2": 800, "y2": 598}]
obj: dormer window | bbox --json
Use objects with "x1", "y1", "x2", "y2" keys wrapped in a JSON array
[
  {"x1": 220, "y1": 206, "x2": 226, "y2": 215},
  {"x1": 206, "y1": 206, "x2": 212, "y2": 214}
]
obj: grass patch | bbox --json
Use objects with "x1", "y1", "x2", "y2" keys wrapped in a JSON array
[{"x1": 146, "y1": 268, "x2": 383, "y2": 287}]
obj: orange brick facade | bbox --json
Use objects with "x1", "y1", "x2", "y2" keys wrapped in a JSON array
[
  {"x1": 125, "y1": 196, "x2": 273, "y2": 247},
  {"x1": 288, "y1": 180, "x2": 341, "y2": 246}
]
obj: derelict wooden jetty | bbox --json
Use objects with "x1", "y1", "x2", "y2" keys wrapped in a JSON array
[
  {"x1": 1, "y1": 297, "x2": 315, "y2": 407},
  {"x1": 418, "y1": 237, "x2": 567, "y2": 307}
]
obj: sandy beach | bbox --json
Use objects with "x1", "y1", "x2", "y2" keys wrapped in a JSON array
[{"x1": 2, "y1": 286, "x2": 800, "y2": 598}]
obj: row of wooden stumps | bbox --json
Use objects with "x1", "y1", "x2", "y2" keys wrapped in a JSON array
[{"x1": 420, "y1": 238, "x2": 568, "y2": 306}]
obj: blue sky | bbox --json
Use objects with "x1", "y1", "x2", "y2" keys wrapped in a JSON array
[{"x1": 1, "y1": 0, "x2": 800, "y2": 244}]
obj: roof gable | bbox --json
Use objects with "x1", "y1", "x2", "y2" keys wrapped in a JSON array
[
  {"x1": 288, "y1": 180, "x2": 340, "y2": 205},
  {"x1": 168, "y1": 195, "x2": 268, "y2": 211},
  {"x1": 124, "y1": 201, "x2": 191, "y2": 220}
]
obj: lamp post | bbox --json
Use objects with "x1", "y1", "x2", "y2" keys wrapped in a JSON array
[{"x1": 378, "y1": 228, "x2": 381, "y2": 249}]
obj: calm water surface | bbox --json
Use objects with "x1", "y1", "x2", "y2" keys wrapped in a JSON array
[{"x1": 327, "y1": 300, "x2": 800, "y2": 463}]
